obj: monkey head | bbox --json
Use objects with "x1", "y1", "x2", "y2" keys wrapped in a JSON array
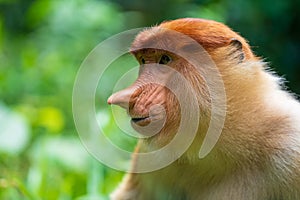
[{"x1": 107, "y1": 18, "x2": 257, "y2": 146}]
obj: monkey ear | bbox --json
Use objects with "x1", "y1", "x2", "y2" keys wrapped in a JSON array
[{"x1": 229, "y1": 38, "x2": 245, "y2": 63}]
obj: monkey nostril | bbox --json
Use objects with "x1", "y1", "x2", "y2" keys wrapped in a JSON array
[{"x1": 107, "y1": 96, "x2": 113, "y2": 105}]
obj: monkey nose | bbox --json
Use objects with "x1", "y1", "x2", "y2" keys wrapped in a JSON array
[{"x1": 107, "y1": 86, "x2": 136, "y2": 109}]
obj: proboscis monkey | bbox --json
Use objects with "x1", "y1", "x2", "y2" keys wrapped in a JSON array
[{"x1": 107, "y1": 18, "x2": 300, "y2": 200}]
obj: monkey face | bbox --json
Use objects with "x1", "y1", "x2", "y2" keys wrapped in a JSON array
[
  {"x1": 108, "y1": 50, "x2": 181, "y2": 138},
  {"x1": 108, "y1": 26, "x2": 217, "y2": 140}
]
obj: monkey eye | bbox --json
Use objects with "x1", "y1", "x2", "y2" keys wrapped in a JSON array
[
  {"x1": 159, "y1": 55, "x2": 172, "y2": 65},
  {"x1": 140, "y1": 57, "x2": 146, "y2": 64}
]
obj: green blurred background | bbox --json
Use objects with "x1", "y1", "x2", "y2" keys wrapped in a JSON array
[{"x1": 0, "y1": 0, "x2": 299, "y2": 199}]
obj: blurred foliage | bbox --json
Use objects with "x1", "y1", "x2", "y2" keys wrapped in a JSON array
[{"x1": 0, "y1": 0, "x2": 299, "y2": 199}]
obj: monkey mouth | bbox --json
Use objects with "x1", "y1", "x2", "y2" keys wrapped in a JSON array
[{"x1": 131, "y1": 116, "x2": 150, "y2": 124}]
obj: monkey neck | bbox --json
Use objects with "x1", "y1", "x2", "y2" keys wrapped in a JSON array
[
  {"x1": 203, "y1": 60, "x2": 299, "y2": 170},
  {"x1": 179, "y1": 60, "x2": 298, "y2": 175}
]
